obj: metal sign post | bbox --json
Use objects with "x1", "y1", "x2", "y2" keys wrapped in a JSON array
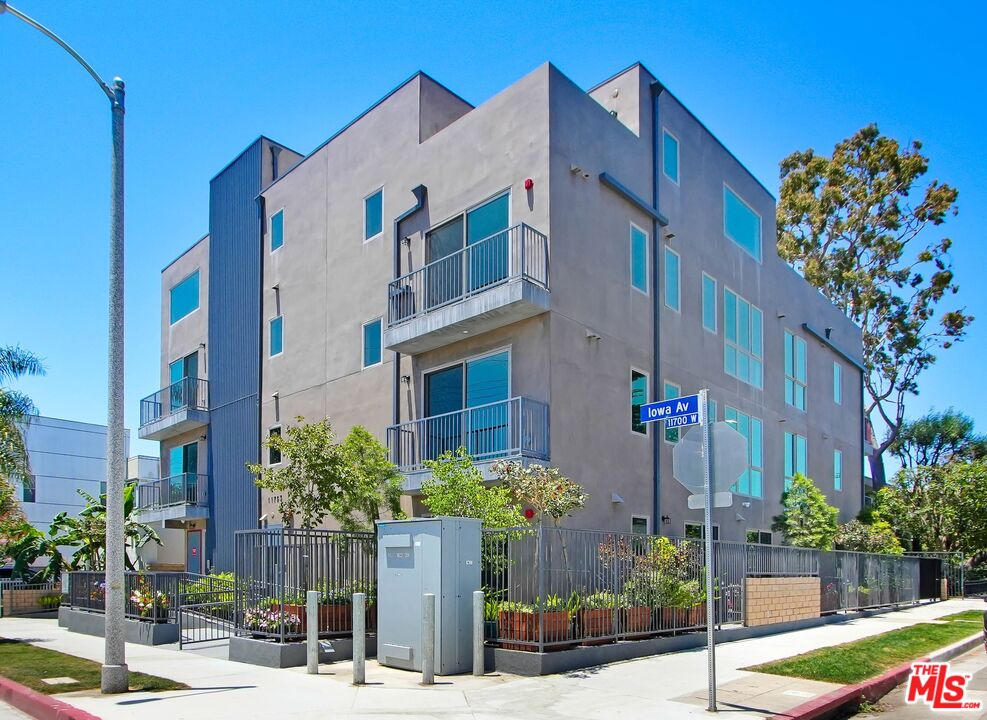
[{"x1": 699, "y1": 389, "x2": 717, "y2": 712}]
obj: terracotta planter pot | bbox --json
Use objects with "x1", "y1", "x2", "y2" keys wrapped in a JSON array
[
  {"x1": 497, "y1": 609, "x2": 570, "y2": 651},
  {"x1": 622, "y1": 606, "x2": 652, "y2": 634},
  {"x1": 659, "y1": 607, "x2": 678, "y2": 629},
  {"x1": 284, "y1": 603, "x2": 353, "y2": 634},
  {"x1": 578, "y1": 608, "x2": 614, "y2": 644}
]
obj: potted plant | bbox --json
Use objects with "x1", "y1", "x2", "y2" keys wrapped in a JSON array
[
  {"x1": 129, "y1": 583, "x2": 170, "y2": 623},
  {"x1": 484, "y1": 596, "x2": 500, "y2": 643},
  {"x1": 619, "y1": 576, "x2": 654, "y2": 635},
  {"x1": 497, "y1": 595, "x2": 572, "y2": 651},
  {"x1": 243, "y1": 600, "x2": 302, "y2": 638},
  {"x1": 319, "y1": 583, "x2": 353, "y2": 633},
  {"x1": 578, "y1": 590, "x2": 616, "y2": 643}
]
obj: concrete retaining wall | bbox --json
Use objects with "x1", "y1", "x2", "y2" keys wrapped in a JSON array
[
  {"x1": 58, "y1": 606, "x2": 179, "y2": 646},
  {"x1": 228, "y1": 635, "x2": 378, "y2": 669}
]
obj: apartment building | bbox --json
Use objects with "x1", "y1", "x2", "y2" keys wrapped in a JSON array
[{"x1": 139, "y1": 62, "x2": 864, "y2": 571}]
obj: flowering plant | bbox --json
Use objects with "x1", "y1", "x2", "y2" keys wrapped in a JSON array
[
  {"x1": 90, "y1": 581, "x2": 107, "y2": 602},
  {"x1": 130, "y1": 584, "x2": 169, "y2": 618},
  {"x1": 243, "y1": 605, "x2": 301, "y2": 634}
]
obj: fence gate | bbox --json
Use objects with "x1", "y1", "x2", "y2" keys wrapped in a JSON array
[{"x1": 177, "y1": 589, "x2": 235, "y2": 648}]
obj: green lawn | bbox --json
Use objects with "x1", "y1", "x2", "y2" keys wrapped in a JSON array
[
  {"x1": 743, "y1": 613, "x2": 983, "y2": 685},
  {"x1": 0, "y1": 638, "x2": 187, "y2": 695}
]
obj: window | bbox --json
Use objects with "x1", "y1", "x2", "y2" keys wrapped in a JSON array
[
  {"x1": 269, "y1": 427, "x2": 282, "y2": 465},
  {"x1": 270, "y1": 209, "x2": 284, "y2": 251},
  {"x1": 663, "y1": 381, "x2": 681, "y2": 443},
  {"x1": 834, "y1": 449, "x2": 843, "y2": 491},
  {"x1": 724, "y1": 288, "x2": 763, "y2": 388},
  {"x1": 746, "y1": 530, "x2": 772, "y2": 545},
  {"x1": 362, "y1": 318, "x2": 382, "y2": 367},
  {"x1": 270, "y1": 316, "x2": 283, "y2": 357},
  {"x1": 724, "y1": 185, "x2": 762, "y2": 261},
  {"x1": 100, "y1": 481, "x2": 107, "y2": 498},
  {"x1": 664, "y1": 247, "x2": 680, "y2": 311},
  {"x1": 21, "y1": 475, "x2": 35, "y2": 503},
  {"x1": 364, "y1": 189, "x2": 383, "y2": 240},
  {"x1": 725, "y1": 407, "x2": 763, "y2": 498},
  {"x1": 630, "y1": 224, "x2": 649, "y2": 294},
  {"x1": 784, "y1": 331, "x2": 807, "y2": 411},
  {"x1": 685, "y1": 522, "x2": 719, "y2": 540},
  {"x1": 631, "y1": 516, "x2": 649, "y2": 535},
  {"x1": 833, "y1": 362, "x2": 843, "y2": 405},
  {"x1": 631, "y1": 370, "x2": 648, "y2": 435},
  {"x1": 169, "y1": 270, "x2": 200, "y2": 324},
  {"x1": 662, "y1": 129, "x2": 679, "y2": 184},
  {"x1": 708, "y1": 398, "x2": 717, "y2": 423},
  {"x1": 702, "y1": 274, "x2": 717, "y2": 332},
  {"x1": 784, "y1": 432, "x2": 808, "y2": 489}
]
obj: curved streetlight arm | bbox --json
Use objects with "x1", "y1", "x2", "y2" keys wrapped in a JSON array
[{"x1": 0, "y1": 0, "x2": 115, "y2": 103}]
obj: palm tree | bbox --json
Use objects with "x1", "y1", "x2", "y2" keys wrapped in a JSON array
[{"x1": 0, "y1": 345, "x2": 45, "y2": 484}]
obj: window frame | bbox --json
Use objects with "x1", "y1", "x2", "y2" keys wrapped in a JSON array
[
  {"x1": 724, "y1": 406, "x2": 763, "y2": 498},
  {"x1": 269, "y1": 315, "x2": 284, "y2": 358},
  {"x1": 363, "y1": 187, "x2": 384, "y2": 242},
  {"x1": 833, "y1": 362, "x2": 843, "y2": 405},
  {"x1": 746, "y1": 530, "x2": 772, "y2": 545},
  {"x1": 421, "y1": 346, "x2": 513, "y2": 414},
  {"x1": 268, "y1": 426, "x2": 282, "y2": 466},
  {"x1": 629, "y1": 222, "x2": 650, "y2": 295},
  {"x1": 169, "y1": 269, "x2": 201, "y2": 325},
  {"x1": 702, "y1": 273, "x2": 717, "y2": 333},
  {"x1": 630, "y1": 367, "x2": 650, "y2": 437},
  {"x1": 784, "y1": 330, "x2": 808, "y2": 411},
  {"x1": 723, "y1": 183, "x2": 763, "y2": 262},
  {"x1": 663, "y1": 380, "x2": 682, "y2": 444},
  {"x1": 361, "y1": 317, "x2": 383, "y2": 369},
  {"x1": 270, "y1": 208, "x2": 285, "y2": 253},
  {"x1": 723, "y1": 285, "x2": 763, "y2": 388},
  {"x1": 784, "y1": 431, "x2": 808, "y2": 489},
  {"x1": 662, "y1": 128, "x2": 680, "y2": 185},
  {"x1": 21, "y1": 474, "x2": 36, "y2": 504},
  {"x1": 834, "y1": 448, "x2": 843, "y2": 492},
  {"x1": 685, "y1": 522, "x2": 720, "y2": 540},
  {"x1": 663, "y1": 246, "x2": 681, "y2": 312},
  {"x1": 631, "y1": 515, "x2": 650, "y2": 535}
]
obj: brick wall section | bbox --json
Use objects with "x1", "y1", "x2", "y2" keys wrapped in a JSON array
[
  {"x1": 744, "y1": 576, "x2": 821, "y2": 627},
  {"x1": 2, "y1": 588, "x2": 57, "y2": 616}
]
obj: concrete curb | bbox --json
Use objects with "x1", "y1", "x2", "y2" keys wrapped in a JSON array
[
  {"x1": 0, "y1": 676, "x2": 102, "y2": 720},
  {"x1": 768, "y1": 631, "x2": 984, "y2": 720}
]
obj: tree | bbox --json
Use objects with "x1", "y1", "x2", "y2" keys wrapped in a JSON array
[
  {"x1": 834, "y1": 519, "x2": 903, "y2": 555},
  {"x1": 0, "y1": 345, "x2": 45, "y2": 484},
  {"x1": 772, "y1": 474, "x2": 839, "y2": 550},
  {"x1": 248, "y1": 416, "x2": 348, "y2": 529},
  {"x1": 777, "y1": 125, "x2": 973, "y2": 486},
  {"x1": 4, "y1": 521, "x2": 68, "y2": 582},
  {"x1": 334, "y1": 425, "x2": 405, "y2": 531},
  {"x1": 890, "y1": 408, "x2": 987, "y2": 470},
  {"x1": 493, "y1": 461, "x2": 588, "y2": 526},
  {"x1": 419, "y1": 448, "x2": 526, "y2": 528}
]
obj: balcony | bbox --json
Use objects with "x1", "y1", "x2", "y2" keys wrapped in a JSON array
[
  {"x1": 384, "y1": 223, "x2": 550, "y2": 354},
  {"x1": 138, "y1": 378, "x2": 209, "y2": 441},
  {"x1": 386, "y1": 396, "x2": 550, "y2": 491},
  {"x1": 134, "y1": 473, "x2": 209, "y2": 523}
]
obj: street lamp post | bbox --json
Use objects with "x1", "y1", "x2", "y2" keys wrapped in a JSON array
[{"x1": 1, "y1": 1, "x2": 129, "y2": 694}]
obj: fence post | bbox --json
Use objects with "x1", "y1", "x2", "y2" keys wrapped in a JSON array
[
  {"x1": 537, "y1": 524, "x2": 545, "y2": 653},
  {"x1": 422, "y1": 593, "x2": 435, "y2": 685},
  {"x1": 473, "y1": 590, "x2": 484, "y2": 676},
  {"x1": 353, "y1": 592, "x2": 366, "y2": 685},
  {"x1": 306, "y1": 590, "x2": 319, "y2": 674}
]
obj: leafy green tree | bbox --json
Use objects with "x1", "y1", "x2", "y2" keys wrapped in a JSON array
[
  {"x1": 334, "y1": 425, "x2": 405, "y2": 531},
  {"x1": 0, "y1": 345, "x2": 45, "y2": 484},
  {"x1": 890, "y1": 408, "x2": 987, "y2": 469},
  {"x1": 493, "y1": 460, "x2": 588, "y2": 526},
  {"x1": 247, "y1": 416, "x2": 348, "y2": 529},
  {"x1": 4, "y1": 521, "x2": 68, "y2": 582},
  {"x1": 772, "y1": 474, "x2": 839, "y2": 550},
  {"x1": 777, "y1": 125, "x2": 973, "y2": 485},
  {"x1": 419, "y1": 448, "x2": 525, "y2": 528},
  {"x1": 834, "y1": 519, "x2": 903, "y2": 555}
]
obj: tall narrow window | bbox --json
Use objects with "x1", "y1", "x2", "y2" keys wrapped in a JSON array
[
  {"x1": 724, "y1": 185, "x2": 762, "y2": 261},
  {"x1": 631, "y1": 370, "x2": 648, "y2": 435},
  {"x1": 663, "y1": 381, "x2": 681, "y2": 443},
  {"x1": 362, "y1": 318, "x2": 382, "y2": 367},
  {"x1": 784, "y1": 432, "x2": 807, "y2": 489},
  {"x1": 169, "y1": 270, "x2": 200, "y2": 324},
  {"x1": 725, "y1": 407, "x2": 763, "y2": 498},
  {"x1": 268, "y1": 427, "x2": 282, "y2": 465},
  {"x1": 664, "y1": 247, "x2": 680, "y2": 311},
  {"x1": 834, "y1": 449, "x2": 843, "y2": 491},
  {"x1": 784, "y1": 331, "x2": 807, "y2": 411},
  {"x1": 702, "y1": 273, "x2": 717, "y2": 332},
  {"x1": 271, "y1": 209, "x2": 284, "y2": 251},
  {"x1": 270, "y1": 316, "x2": 283, "y2": 357},
  {"x1": 630, "y1": 224, "x2": 649, "y2": 294},
  {"x1": 662, "y1": 129, "x2": 680, "y2": 184},
  {"x1": 364, "y1": 188, "x2": 383, "y2": 240},
  {"x1": 21, "y1": 475, "x2": 35, "y2": 503},
  {"x1": 724, "y1": 288, "x2": 763, "y2": 388},
  {"x1": 833, "y1": 362, "x2": 843, "y2": 405}
]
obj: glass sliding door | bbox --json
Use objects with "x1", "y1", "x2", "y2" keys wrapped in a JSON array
[
  {"x1": 466, "y1": 194, "x2": 509, "y2": 292},
  {"x1": 465, "y1": 351, "x2": 510, "y2": 459},
  {"x1": 425, "y1": 217, "x2": 464, "y2": 310},
  {"x1": 424, "y1": 365, "x2": 464, "y2": 461},
  {"x1": 168, "y1": 352, "x2": 198, "y2": 411},
  {"x1": 167, "y1": 442, "x2": 198, "y2": 505}
]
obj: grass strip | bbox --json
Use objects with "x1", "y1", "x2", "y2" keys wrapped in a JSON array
[
  {"x1": 0, "y1": 638, "x2": 187, "y2": 695},
  {"x1": 743, "y1": 613, "x2": 982, "y2": 684}
]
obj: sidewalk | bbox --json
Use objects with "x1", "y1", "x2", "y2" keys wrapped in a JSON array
[{"x1": 1, "y1": 599, "x2": 982, "y2": 719}]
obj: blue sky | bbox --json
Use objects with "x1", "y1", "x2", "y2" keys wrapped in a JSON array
[{"x1": 2, "y1": 0, "x2": 984, "y2": 459}]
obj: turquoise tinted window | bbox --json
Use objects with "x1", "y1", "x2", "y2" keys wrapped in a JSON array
[
  {"x1": 702, "y1": 274, "x2": 716, "y2": 332},
  {"x1": 662, "y1": 130, "x2": 679, "y2": 183},
  {"x1": 362, "y1": 319, "x2": 381, "y2": 367},
  {"x1": 724, "y1": 186, "x2": 762, "y2": 261},
  {"x1": 466, "y1": 194, "x2": 510, "y2": 291},
  {"x1": 784, "y1": 331, "x2": 807, "y2": 410},
  {"x1": 834, "y1": 449, "x2": 843, "y2": 491},
  {"x1": 364, "y1": 189, "x2": 383, "y2": 239},
  {"x1": 833, "y1": 362, "x2": 842, "y2": 404},
  {"x1": 631, "y1": 371, "x2": 648, "y2": 435},
  {"x1": 630, "y1": 225, "x2": 648, "y2": 293},
  {"x1": 664, "y1": 248, "x2": 680, "y2": 311},
  {"x1": 663, "y1": 382, "x2": 680, "y2": 443},
  {"x1": 725, "y1": 407, "x2": 762, "y2": 498},
  {"x1": 271, "y1": 210, "x2": 284, "y2": 251},
  {"x1": 784, "y1": 431, "x2": 807, "y2": 489},
  {"x1": 169, "y1": 270, "x2": 200, "y2": 324},
  {"x1": 724, "y1": 288, "x2": 762, "y2": 388},
  {"x1": 465, "y1": 351, "x2": 509, "y2": 407},
  {"x1": 270, "y1": 316, "x2": 283, "y2": 357}
]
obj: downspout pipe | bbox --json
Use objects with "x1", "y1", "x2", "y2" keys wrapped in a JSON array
[
  {"x1": 391, "y1": 185, "x2": 428, "y2": 430},
  {"x1": 651, "y1": 82, "x2": 666, "y2": 535}
]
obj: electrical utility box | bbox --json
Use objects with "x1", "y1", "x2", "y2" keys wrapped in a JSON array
[{"x1": 376, "y1": 517, "x2": 481, "y2": 675}]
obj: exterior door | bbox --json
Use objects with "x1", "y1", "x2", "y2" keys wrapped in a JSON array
[
  {"x1": 466, "y1": 193, "x2": 509, "y2": 292},
  {"x1": 186, "y1": 530, "x2": 202, "y2": 575},
  {"x1": 169, "y1": 352, "x2": 198, "y2": 410},
  {"x1": 425, "y1": 216, "x2": 464, "y2": 310},
  {"x1": 424, "y1": 364, "x2": 464, "y2": 460},
  {"x1": 167, "y1": 443, "x2": 198, "y2": 505}
]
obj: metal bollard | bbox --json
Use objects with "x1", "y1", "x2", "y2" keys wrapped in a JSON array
[
  {"x1": 352, "y1": 592, "x2": 366, "y2": 685},
  {"x1": 306, "y1": 590, "x2": 319, "y2": 674},
  {"x1": 422, "y1": 593, "x2": 435, "y2": 685},
  {"x1": 473, "y1": 590, "x2": 484, "y2": 676}
]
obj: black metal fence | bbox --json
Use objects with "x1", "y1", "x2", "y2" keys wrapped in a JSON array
[
  {"x1": 233, "y1": 528, "x2": 377, "y2": 643},
  {"x1": 905, "y1": 551, "x2": 965, "y2": 597}
]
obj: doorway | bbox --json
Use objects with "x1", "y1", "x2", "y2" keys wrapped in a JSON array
[{"x1": 186, "y1": 529, "x2": 203, "y2": 575}]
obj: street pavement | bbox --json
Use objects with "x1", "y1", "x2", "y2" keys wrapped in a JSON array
[{"x1": 0, "y1": 599, "x2": 983, "y2": 719}]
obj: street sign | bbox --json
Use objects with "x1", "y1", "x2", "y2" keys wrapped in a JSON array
[
  {"x1": 641, "y1": 393, "x2": 701, "y2": 428},
  {"x1": 688, "y1": 492, "x2": 734, "y2": 510},
  {"x1": 672, "y1": 421, "x2": 748, "y2": 497}
]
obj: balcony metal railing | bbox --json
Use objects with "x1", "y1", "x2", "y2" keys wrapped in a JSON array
[
  {"x1": 387, "y1": 223, "x2": 549, "y2": 327},
  {"x1": 139, "y1": 377, "x2": 209, "y2": 427},
  {"x1": 136, "y1": 473, "x2": 209, "y2": 512},
  {"x1": 386, "y1": 396, "x2": 549, "y2": 473}
]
